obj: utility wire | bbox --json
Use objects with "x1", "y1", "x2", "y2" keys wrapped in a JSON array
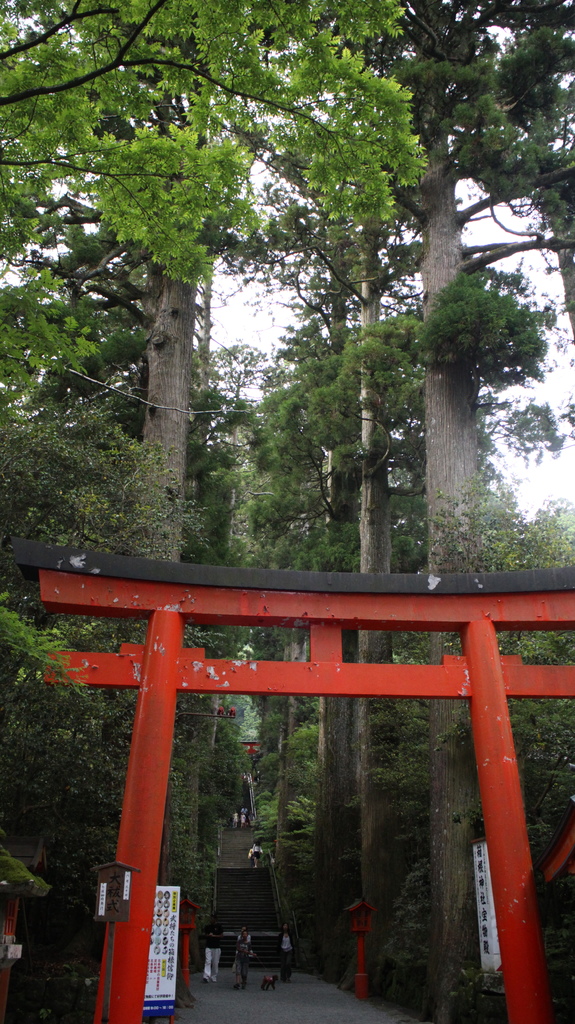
[{"x1": 68, "y1": 368, "x2": 253, "y2": 416}]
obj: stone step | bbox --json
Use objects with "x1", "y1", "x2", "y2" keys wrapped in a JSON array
[
  {"x1": 212, "y1": 862, "x2": 279, "y2": 952},
  {"x1": 219, "y1": 827, "x2": 264, "y2": 868}
]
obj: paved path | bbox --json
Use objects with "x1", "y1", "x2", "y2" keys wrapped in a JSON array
[{"x1": 174, "y1": 971, "x2": 425, "y2": 1024}]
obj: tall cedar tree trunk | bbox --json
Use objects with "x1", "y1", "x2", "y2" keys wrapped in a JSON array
[
  {"x1": 141, "y1": 265, "x2": 197, "y2": 932},
  {"x1": 276, "y1": 636, "x2": 306, "y2": 888},
  {"x1": 358, "y1": 265, "x2": 406, "y2": 984},
  {"x1": 557, "y1": 248, "x2": 575, "y2": 340},
  {"x1": 142, "y1": 264, "x2": 197, "y2": 560},
  {"x1": 315, "y1": 693, "x2": 361, "y2": 981},
  {"x1": 314, "y1": 275, "x2": 362, "y2": 980},
  {"x1": 421, "y1": 163, "x2": 480, "y2": 1024},
  {"x1": 192, "y1": 277, "x2": 213, "y2": 503},
  {"x1": 544, "y1": 205, "x2": 575, "y2": 341},
  {"x1": 197, "y1": 277, "x2": 212, "y2": 391}
]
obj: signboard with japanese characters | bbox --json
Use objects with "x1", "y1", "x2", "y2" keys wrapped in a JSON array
[
  {"x1": 94, "y1": 862, "x2": 134, "y2": 923},
  {"x1": 143, "y1": 885, "x2": 180, "y2": 1017},
  {"x1": 472, "y1": 839, "x2": 501, "y2": 972}
]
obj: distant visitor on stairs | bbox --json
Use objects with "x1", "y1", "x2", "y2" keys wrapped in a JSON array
[{"x1": 252, "y1": 839, "x2": 262, "y2": 867}]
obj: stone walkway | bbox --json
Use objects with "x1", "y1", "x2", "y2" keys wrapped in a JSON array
[{"x1": 173, "y1": 971, "x2": 427, "y2": 1024}]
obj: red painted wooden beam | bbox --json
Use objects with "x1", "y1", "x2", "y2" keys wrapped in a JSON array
[
  {"x1": 52, "y1": 650, "x2": 575, "y2": 699},
  {"x1": 38, "y1": 570, "x2": 575, "y2": 630},
  {"x1": 56, "y1": 652, "x2": 466, "y2": 697}
]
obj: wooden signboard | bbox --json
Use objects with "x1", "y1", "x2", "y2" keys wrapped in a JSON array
[{"x1": 94, "y1": 862, "x2": 137, "y2": 924}]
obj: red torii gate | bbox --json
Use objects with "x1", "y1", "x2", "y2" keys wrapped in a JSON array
[{"x1": 13, "y1": 538, "x2": 575, "y2": 1024}]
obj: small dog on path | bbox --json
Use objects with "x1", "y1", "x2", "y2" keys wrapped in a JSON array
[{"x1": 261, "y1": 974, "x2": 278, "y2": 990}]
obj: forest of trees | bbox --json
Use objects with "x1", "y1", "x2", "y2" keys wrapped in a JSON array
[{"x1": 4, "y1": 1, "x2": 575, "y2": 1022}]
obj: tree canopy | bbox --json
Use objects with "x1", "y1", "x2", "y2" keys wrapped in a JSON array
[{"x1": 4, "y1": 3, "x2": 575, "y2": 1023}]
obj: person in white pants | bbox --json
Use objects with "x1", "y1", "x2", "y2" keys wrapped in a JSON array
[{"x1": 203, "y1": 912, "x2": 224, "y2": 982}]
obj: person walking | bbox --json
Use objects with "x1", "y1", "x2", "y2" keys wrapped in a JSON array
[
  {"x1": 277, "y1": 921, "x2": 294, "y2": 983},
  {"x1": 234, "y1": 926, "x2": 252, "y2": 989},
  {"x1": 202, "y1": 912, "x2": 224, "y2": 983},
  {"x1": 252, "y1": 839, "x2": 262, "y2": 867}
]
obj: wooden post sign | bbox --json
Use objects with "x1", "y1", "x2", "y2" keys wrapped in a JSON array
[
  {"x1": 94, "y1": 863, "x2": 138, "y2": 924},
  {"x1": 94, "y1": 862, "x2": 139, "y2": 1024}
]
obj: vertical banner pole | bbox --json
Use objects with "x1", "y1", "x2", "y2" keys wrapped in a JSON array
[
  {"x1": 93, "y1": 610, "x2": 184, "y2": 1024},
  {"x1": 463, "y1": 618, "x2": 554, "y2": 1024}
]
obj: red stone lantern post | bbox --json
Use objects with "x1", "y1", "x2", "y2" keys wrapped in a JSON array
[
  {"x1": 346, "y1": 899, "x2": 376, "y2": 1000},
  {"x1": 179, "y1": 899, "x2": 200, "y2": 986}
]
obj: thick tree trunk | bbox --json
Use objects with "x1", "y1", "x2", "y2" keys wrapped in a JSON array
[
  {"x1": 315, "y1": 694, "x2": 361, "y2": 981},
  {"x1": 540, "y1": 198, "x2": 575, "y2": 342},
  {"x1": 426, "y1": 700, "x2": 479, "y2": 1024},
  {"x1": 359, "y1": 275, "x2": 391, "y2": 577},
  {"x1": 357, "y1": 269, "x2": 405, "y2": 985},
  {"x1": 314, "y1": 285, "x2": 363, "y2": 980},
  {"x1": 140, "y1": 265, "x2": 197, "y2": 898},
  {"x1": 276, "y1": 636, "x2": 306, "y2": 887},
  {"x1": 421, "y1": 163, "x2": 481, "y2": 1024},
  {"x1": 197, "y1": 276, "x2": 212, "y2": 391},
  {"x1": 142, "y1": 265, "x2": 197, "y2": 560},
  {"x1": 557, "y1": 248, "x2": 575, "y2": 341}
]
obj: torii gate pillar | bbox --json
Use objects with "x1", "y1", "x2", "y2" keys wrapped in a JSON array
[
  {"x1": 94, "y1": 610, "x2": 184, "y2": 1023},
  {"x1": 464, "y1": 619, "x2": 552, "y2": 1022}
]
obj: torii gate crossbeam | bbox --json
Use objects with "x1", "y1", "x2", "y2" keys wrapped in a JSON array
[{"x1": 14, "y1": 537, "x2": 575, "y2": 1024}]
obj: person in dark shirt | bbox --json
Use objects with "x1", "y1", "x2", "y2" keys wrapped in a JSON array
[{"x1": 202, "y1": 912, "x2": 224, "y2": 983}]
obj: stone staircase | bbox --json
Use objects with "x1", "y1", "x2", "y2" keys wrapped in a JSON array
[
  {"x1": 215, "y1": 827, "x2": 281, "y2": 971},
  {"x1": 218, "y1": 825, "x2": 253, "y2": 868}
]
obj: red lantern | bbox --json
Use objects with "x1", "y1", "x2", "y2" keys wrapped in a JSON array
[
  {"x1": 179, "y1": 899, "x2": 200, "y2": 987},
  {"x1": 345, "y1": 899, "x2": 376, "y2": 999}
]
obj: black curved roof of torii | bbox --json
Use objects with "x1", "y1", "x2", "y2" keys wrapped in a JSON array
[{"x1": 11, "y1": 536, "x2": 575, "y2": 596}]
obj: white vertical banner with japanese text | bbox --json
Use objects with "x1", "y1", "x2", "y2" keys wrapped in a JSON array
[
  {"x1": 143, "y1": 886, "x2": 180, "y2": 1017},
  {"x1": 472, "y1": 839, "x2": 501, "y2": 972}
]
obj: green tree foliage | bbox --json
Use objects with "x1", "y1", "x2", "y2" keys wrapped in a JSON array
[
  {"x1": 0, "y1": 0, "x2": 421, "y2": 267},
  {"x1": 0, "y1": 0, "x2": 423, "y2": 429},
  {"x1": 183, "y1": 344, "x2": 268, "y2": 566},
  {"x1": 0, "y1": 403, "x2": 215, "y2": 936},
  {"x1": 0, "y1": 409, "x2": 197, "y2": 559},
  {"x1": 0, "y1": 269, "x2": 96, "y2": 417},
  {"x1": 0, "y1": 669, "x2": 137, "y2": 919},
  {"x1": 171, "y1": 706, "x2": 249, "y2": 904},
  {"x1": 420, "y1": 271, "x2": 551, "y2": 393},
  {"x1": 248, "y1": 313, "x2": 426, "y2": 571}
]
